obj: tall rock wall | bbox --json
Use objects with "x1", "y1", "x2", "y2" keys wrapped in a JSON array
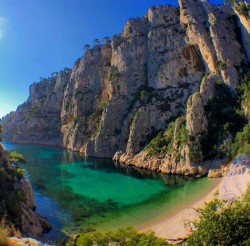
[
  {"x1": 1, "y1": 1, "x2": 250, "y2": 176},
  {"x1": 61, "y1": 5, "x2": 205, "y2": 159}
]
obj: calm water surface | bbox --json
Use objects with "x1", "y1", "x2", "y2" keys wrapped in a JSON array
[{"x1": 3, "y1": 142, "x2": 219, "y2": 241}]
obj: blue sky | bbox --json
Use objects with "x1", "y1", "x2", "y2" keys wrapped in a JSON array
[{"x1": 0, "y1": 0, "x2": 223, "y2": 118}]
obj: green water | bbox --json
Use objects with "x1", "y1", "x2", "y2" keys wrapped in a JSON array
[{"x1": 3, "y1": 142, "x2": 220, "y2": 240}]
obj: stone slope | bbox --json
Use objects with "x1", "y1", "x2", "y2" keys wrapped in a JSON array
[{"x1": 1, "y1": 1, "x2": 250, "y2": 176}]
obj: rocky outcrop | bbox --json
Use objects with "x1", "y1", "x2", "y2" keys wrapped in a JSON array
[
  {"x1": 200, "y1": 73, "x2": 219, "y2": 105},
  {"x1": 0, "y1": 144, "x2": 51, "y2": 237},
  {"x1": 1, "y1": 1, "x2": 250, "y2": 176}
]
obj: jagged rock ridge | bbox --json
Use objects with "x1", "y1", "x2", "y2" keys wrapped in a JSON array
[{"x1": 1, "y1": 0, "x2": 250, "y2": 176}]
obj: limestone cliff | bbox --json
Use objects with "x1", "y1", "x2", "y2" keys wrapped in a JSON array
[
  {"x1": 61, "y1": 4, "x2": 205, "y2": 159},
  {"x1": 0, "y1": 144, "x2": 51, "y2": 237},
  {"x1": 1, "y1": 1, "x2": 250, "y2": 176}
]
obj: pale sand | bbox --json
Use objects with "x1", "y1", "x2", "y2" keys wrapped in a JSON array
[{"x1": 141, "y1": 173, "x2": 250, "y2": 241}]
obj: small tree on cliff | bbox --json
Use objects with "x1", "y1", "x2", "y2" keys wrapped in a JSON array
[
  {"x1": 51, "y1": 72, "x2": 58, "y2": 77},
  {"x1": 103, "y1": 36, "x2": 111, "y2": 45},
  {"x1": 63, "y1": 67, "x2": 71, "y2": 73},
  {"x1": 84, "y1": 44, "x2": 91, "y2": 52},
  {"x1": 93, "y1": 39, "x2": 100, "y2": 46},
  {"x1": 225, "y1": 0, "x2": 250, "y2": 15}
]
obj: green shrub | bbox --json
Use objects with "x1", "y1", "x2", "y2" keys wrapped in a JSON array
[
  {"x1": 100, "y1": 100, "x2": 109, "y2": 111},
  {"x1": 189, "y1": 149, "x2": 203, "y2": 162},
  {"x1": 76, "y1": 227, "x2": 169, "y2": 246},
  {"x1": 110, "y1": 67, "x2": 121, "y2": 81},
  {"x1": 146, "y1": 122, "x2": 175, "y2": 157},
  {"x1": 16, "y1": 167, "x2": 26, "y2": 177},
  {"x1": 145, "y1": 116, "x2": 188, "y2": 157},
  {"x1": 230, "y1": 73, "x2": 250, "y2": 157},
  {"x1": 216, "y1": 60, "x2": 229, "y2": 74},
  {"x1": 146, "y1": 131, "x2": 169, "y2": 157},
  {"x1": 187, "y1": 186, "x2": 250, "y2": 245},
  {"x1": 65, "y1": 99, "x2": 71, "y2": 111},
  {"x1": 238, "y1": 73, "x2": 250, "y2": 119},
  {"x1": 231, "y1": 123, "x2": 250, "y2": 156},
  {"x1": 25, "y1": 105, "x2": 41, "y2": 121},
  {"x1": 177, "y1": 123, "x2": 188, "y2": 146},
  {"x1": 15, "y1": 191, "x2": 26, "y2": 202},
  {"x1": 203, "y1": 81, "x2": 246, "y2": 159},
  {"x1": 10, "y1": 151, "x2": 26, "y2": 163},
  {"x1": 140, "y1": 91, "x2": 149, "y2": 101}
]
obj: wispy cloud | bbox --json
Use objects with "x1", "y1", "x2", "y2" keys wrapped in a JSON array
[
  {"x1": 0, "y1": 17, "x2": 7, "y2": 24},
  {"x1": 0, "y1": 17, "x2": 7, "y2": 41}
]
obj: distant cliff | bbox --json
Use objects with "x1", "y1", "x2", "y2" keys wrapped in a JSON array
[
  {"x1": 1, "y1": 70, "x2": 70, "y2": 145},
  {"x1": 1, "y1": 0, "x2": 250, "y2": 176}
]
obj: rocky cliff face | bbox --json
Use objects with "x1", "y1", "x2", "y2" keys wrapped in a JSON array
[
  {"x1": 61, "y1": 4, "x2": 205, "y2": 159},
  {"x1": 0, "y1": 144, "x2": 51, "y2": 237},
  {"x1": 1, "y1": 0, "x2": 250, "y2": 176}
]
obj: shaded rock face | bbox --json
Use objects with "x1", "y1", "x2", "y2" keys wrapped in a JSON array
[
  {"x1": 1, "y1": 2, "x2": 250, "y2": 176},
  {"x1": 1, "y1": 71, "x2": 70, "y2": 145},
  {"x1": 0, "y1": 145, "x2": 51, "y2": 237}
]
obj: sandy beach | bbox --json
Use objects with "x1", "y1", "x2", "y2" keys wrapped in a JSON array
[{"x1": 141, "y1": 172, "x2": 250, "y2": 241}]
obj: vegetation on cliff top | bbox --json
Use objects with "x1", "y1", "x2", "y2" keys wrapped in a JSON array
[{"x1": 9, "y1": 151, "x2": 26, "y2": 164}]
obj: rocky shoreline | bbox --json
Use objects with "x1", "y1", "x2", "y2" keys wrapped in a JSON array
[{"x1": 0, "y1": 144, "x2": 51, "y2": 239}]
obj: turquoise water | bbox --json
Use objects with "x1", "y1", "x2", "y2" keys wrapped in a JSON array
[{"x1": 3, "y1": 142, "x2": 219, "y2": 241}]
